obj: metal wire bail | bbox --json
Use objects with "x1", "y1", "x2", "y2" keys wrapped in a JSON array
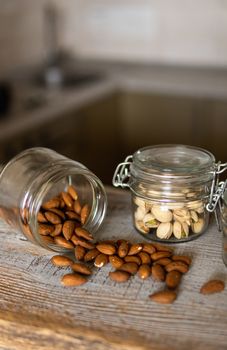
[
  {"x1": 112, "y1": 155, "x2": 133, "y2": 188},
  {"x1": 206, "y1": 162, "x2": 227, "y2": 213}
]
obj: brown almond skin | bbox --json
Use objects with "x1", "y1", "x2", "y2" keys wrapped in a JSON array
[
  {"x1": 73, "y1": 200, "x2": 82, "y2": 215},
  {"x1": 151, "y1": 251, "x2": 172, "y2": 261},
  {"x1": 166, "y1": 271, "x2": 182, "y2": 289},
  {"x1": 200, "y1": 280, "x2": 225, "y2": 294},
  {"x1": 51, "y1": 255, "x2": 74, "y2": 267},
  {"x1": 118, "y1": 241, "x2": 129, "y2": 258},
  {"x1": 65, "y1": 211, "x2": 81, "y2": 221},
  {"x1": 109, "y1": 255, "x2": 124, "y2": 269},
  {"x1": 38, "y1": 223, "x2": 54, "y2": 236},
  {"x1": 54, "y1": 236, "x2": 74, "y2": 249},
  {"x1": 61, "y1": 192, "x2": 74, "y2": 208},
  {"x1": 138, "y1": 264, "x2": 151, "y2": 280},
  {"x1": 109, "y1": 270, "x2": 130, "y2": 283},
  {"x1": 165, "y1": 261, "x2": 189, "y2": 274},
  {"x1": 48, "y1": 208, "x2": 65, "y2": 220},
  {"x1": 71, "y1": 263, "x2": 92, "y2": 275},
  {"x1": 96, "y1": 243, "x2": 116, "y2": 255},
  {"x1": 62, "y1": 220, "x2": 75, "y2": 240},
  {"x1": 37, "y1": 211, "x2": 48, "y2": 223},
  {"x1": 94, "y1": 253, "x2": 109, "y2": 267},
  {"x1": 75, "y1": 245, "x2": 86, "y2": 261},
  {"x1": 71, "y1": 234, "x2": 95, "y2": 250},
  {"x1": 172, "y1": 255, "x2": 192, "y2": 266},
  {"x1": 67, "y1": 185, "x2": 78, "y2": 200},
  {"x1": 50, "y1": 223, "x2": 63, "y2": 237},
  {"x1": 45, "y1": 211, "x2": 62, "y2": 224},
  {"x1": 154, "y1": 258, "x2": 172, "y2": 266},
  {"x1": 124, "y1": 255, "x2": 141, "y2": 265},
  {"x1": 142, "y1": 243, "x2": 156, "y2": 254},
  {"x1": 149, "y1": 290, "x2": 177, "y2": 304},
  {"x1": 152, "y1": 243, "x2": 173, "y2": 253},
  {"x1": 81, "y1": 204, "x2": 90, "y2": 224},
  {"x1": 42, "y1": 198, "x2": 60, "y2": 210},
  {"x1": 128, "y1": 243, "x2": 143, "y2": 256},
  {"x1": 119, "y1": 262, "x2": 138, "y2": 275},
  {"x1": 42, "y1": 235, "x2": 55, "y2": 245},
  {"x1": 75, "y1": 227, "x2": 93, "y2": 241},
  {"x1": 61, "y1": 273, "x2": 87, "y2": 287},
  {"x1": 84, "y1": 248, "x2": 100, "y2": 262},
  {"x1": 138, "y1": 252, "x2": 151, "y2": 265},
  {"x1": 151, "y1": 264, "x2": 166, "y2": 281}
]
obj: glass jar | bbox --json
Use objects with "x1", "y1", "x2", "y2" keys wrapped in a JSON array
[
  {"x1": 221, "y1": 188, "x2": 227, "y2": 266},
  {"x1": 0, "y1": 147, "x2": 107, "y2": 252},
  {"x1": 113, "y1": 144, "x2": 224, "y2": 243}
]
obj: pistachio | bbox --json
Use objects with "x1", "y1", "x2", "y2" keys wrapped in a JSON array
[
  {"x1": 134, "y1": 196, "x2": 147, "y2": 209},
  {"x1": 151, "y1": 205, "x2": 172, "y2": 223},
  {"x1": 143, "y1": 213, "x2": 158, "y2": 228},
  {"x1": 156, "y1": 222, "x2": 172, "y2": 239},
  {"x1": 135, "y1": 220, "x2": 149, "y2": 234},
  {"x1": 173, "y1": 221, "x2": 184, "y2": 239},
  {"x1": 182, "y1": 222, "x2": 189, "y2": 237},
  {"x1": 134, "y1": 207, "x2": 147, "y2": 221},
  {"x1": 191, "y1": 218, "x2": 205, "y2": 233},
  {"x1": 190, "y1": 210, "x2": 199, "y2": 222}
]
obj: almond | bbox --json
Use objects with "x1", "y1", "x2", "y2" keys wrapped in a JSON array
[
  {"x1": 67, "y1": 185, "x2": 78, "y2": 200},
  {"x1": 71, "y1": 262, "x2": 92, "y2": 275},
  {"x1": 138, "y1": 252, "x2": 152, "y2": 265},
  {"x1": 73, "y1": 200, "x2": 82, "y2": 215},
  {"x1": 61, "y1": 273, "x2": 87, "y2": 287},
  {"x1": 61, "y1": 192, "x2": 74, "y2": 208},
  {"x1": 149, "y1": 290, "x2": 177, "y2": 304},
  {"x1": 71, "y1": 234, "x2": 95, "y2": 250},
  {"x1": 119, "y1": 262, "x2": 138, "y2": 275},
  {"x1": 165, "y1": 261, "x2": 189, "y2": 274},
  {"x1": 96, "y1": 243, "x2": 116, "y2": 255},
  {"x1": 81, "y1": 204, "x2": 90, "y2": 224},
  {"x1": 151, "y1": 264, "x2": 166, "y2": 281},
  {"x1": 94, "y1": 253, "x2": 109, "y2": 267},
  {"x1": 38, "y1": 223, "x2": 54, "y2": 236},
  {"x1": 138, "y1": 264, "x2": 151, "y2": 279},
  {"x1": 50, "y1": 223, "x2": 63, "y2": 237},
  {"x1": 200, "y1": 280, "x2": 225, "y2": 294},
  {"x1": 154, "y1": 258, "x2": 172, "y2": 266},
  {"x1": 142, "y1": 243, "x2": 156, "y2": 254},
  {"x1": 54, "y1": 236, "x2": 74, "y2": 249},
  {"x1": 51, "y1": 255, "x2": 74, "y2": 267},
  {"x1": 75, "y1": 245, "x2": 86, "y2": 261},
  {"x1": 49, "y1": 208, "x2": 65, "y2": 220},
  {"x1": 65, "y1": 211, "x2": 81, "y2": 221},
  {"x1": 62, "y1": 220, "x2": 75, "y2": 240},
  {"x1": 37, "y1": 211, "x2": 48, "y2": 223},
  {"x1": 124, "y1": 255, "x2": 141, "y2": 265},
  {"x1": 42, "y1": 235, "x2": 55, "y2": 245},
  {"x1": 109, "y1": 270, "x2": 130, "y2": 283},
  {"x1": 128, "y1": 243, "x2": 143, "y2": 256},
  {"x1": 118, "y1": 241, "x2": 129, "y2": 258},
  {"x1": 84, "y1": 248, "x2": 100, "y2": 262},
  {"x1": 45, "y1": 211, "x2": 62, "y2": 224},
  {"x1": 109, "y1": 255, "x2": 124, "y2": 269},
  {"x1": 172, "y1": 255, "x2": 192, "y2": 266},
  {"x1": 75, "y1": 227, "x2": 93, "y2": 241},
  {"x1": 151, "y1": 251, "x2": 172, "y2": 261},
  {"x1": 166, "y1": 271, "x2": 182, "y2": 289},
  {"x1": 42, "y1": 198, "x2": 60, "y2": 210},
  {"x1": 152, "y1": 243, "x2": 173, "y2": 253}
]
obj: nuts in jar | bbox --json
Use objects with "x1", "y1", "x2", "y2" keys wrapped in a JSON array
[{"x1": 113, "y1": 144, "x2": 219, "y2": 242}]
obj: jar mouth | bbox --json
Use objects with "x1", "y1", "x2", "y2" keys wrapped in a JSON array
[
  {"x1": 132, "y1": 144, "x2": 216, "y2": 178},
  {"x1": 20, "y1": 162, "x2": 107, "y2": 251}
]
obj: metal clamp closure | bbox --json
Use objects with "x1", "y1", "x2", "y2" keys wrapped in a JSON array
[
  {"x1": 112, "y1": 155, "x2": 132, "y2": 188},
  {"x1": 206, "y1": 162, "x2": 227, "y2": 213}
]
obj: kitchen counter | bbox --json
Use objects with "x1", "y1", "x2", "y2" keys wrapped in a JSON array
[
  {"x1": 1, "y1": 61, "x2": 227, "y2": 142},
  {"x1": 0, "y1": 187, "x2": 226, "y2": 350}
]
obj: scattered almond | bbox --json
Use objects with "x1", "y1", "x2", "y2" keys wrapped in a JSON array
[
  {"x1": 71, "y1": 262, "x2": 92, "y2": 275},
  {"x1": 149, "y1": 290, "x2": 177, "y2": 304},
  {"x1": 166, "y1": 270, "x2": 182, "y2": 289},
  {"x1": 138, "y1": 252, "x2": 151, "y2": 265},
  {"x1": 128, "y1": 243, "x2": 143, "y2": 256},
  {"x1": 75, "y1": 245, "x2": 86, "y2": 261},
  {"x1": 109, "y1": 270, "x2": 130, "y2": 283},
  {"x1": 118, "y1": 241, "x2": 129, "y2": 258},
  {"x1": 200, "y1": 280, "x2": 225, "y2": 295},
  {"x1": 124, "y1": 255, "x2": 141, "y2": 265},
  {"x1": 142, "y1": 243, "x2": 156, "y2": 254},
  {"x1": 138, "y1": 264, "x2": 151, "y2": 279},
  {"x1": 96, "y1": 243, "x2": 116, "y2": 255},
  {"x1": 119, "y1": 262, "x2": 138, "y2": 275},
  {"x1": 51, "y1": 255, "x2": 73, "y2": 267},
  {"x1": 94, "y1": 253, "x2": 109, "y2": 268},
  {"x1": 109, "y1": 255, "x2": 124, "y2": 269},
  {"x1": 172, "y1": 255, "x2": 192, "y2": 266},
  {"x1": 84, "y1": 248, "x2": 100, "y2": 262},
  {"x1": 151, "y1": 251, "x2": 172, "y2": 261},
  {"x1": 61, "y1": 273, "x2": 87, "y2": 287},
  {"x1": 151, "y1": 264, "x2": 166, "y2": 281},
  {"x1": 165, "y1": 261, "x2": 189, "y2": 274}
]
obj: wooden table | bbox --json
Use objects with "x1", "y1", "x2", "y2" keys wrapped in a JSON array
[{"x1": 0, "y1": 188, "x2": 226, "y2": 350}]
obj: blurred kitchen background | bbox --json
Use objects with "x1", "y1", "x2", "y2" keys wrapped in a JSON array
[{"x1": 0, "y1": 0, "x2": 226, "y2": 184}]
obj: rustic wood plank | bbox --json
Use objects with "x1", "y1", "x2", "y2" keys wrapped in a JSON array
[{"x1": 0, "y1": 187, "x2": 226, "y2": 350}]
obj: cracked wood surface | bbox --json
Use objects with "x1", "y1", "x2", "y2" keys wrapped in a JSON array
[{"x1": 0, "y1": 187, "x2": 226, "y2": 350}]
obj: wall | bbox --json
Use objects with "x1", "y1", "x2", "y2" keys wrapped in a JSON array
[{"x1": 0, "y1": 0, "x2": 227, "y2": 77}]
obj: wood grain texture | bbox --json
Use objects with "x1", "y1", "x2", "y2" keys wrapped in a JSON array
[{"x1": 0, "y1": 187, "x2": 226, "y2": 350}]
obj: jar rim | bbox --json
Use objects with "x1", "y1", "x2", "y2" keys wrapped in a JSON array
[{"x1": 132, "y1": 144, "x2": 215, "y2": 179}]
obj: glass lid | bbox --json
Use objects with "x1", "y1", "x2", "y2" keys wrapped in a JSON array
[{"x1": 133, "y1": 144, "x2": 215, "y2": 175}]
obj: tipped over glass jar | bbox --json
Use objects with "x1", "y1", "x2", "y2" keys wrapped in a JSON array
[
  {"x1": 113, "y1": 144, "x2": 226, "y2": 243},
  {"x1": 0, "y1": 148, "x2": 107, "y2": 252}
]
